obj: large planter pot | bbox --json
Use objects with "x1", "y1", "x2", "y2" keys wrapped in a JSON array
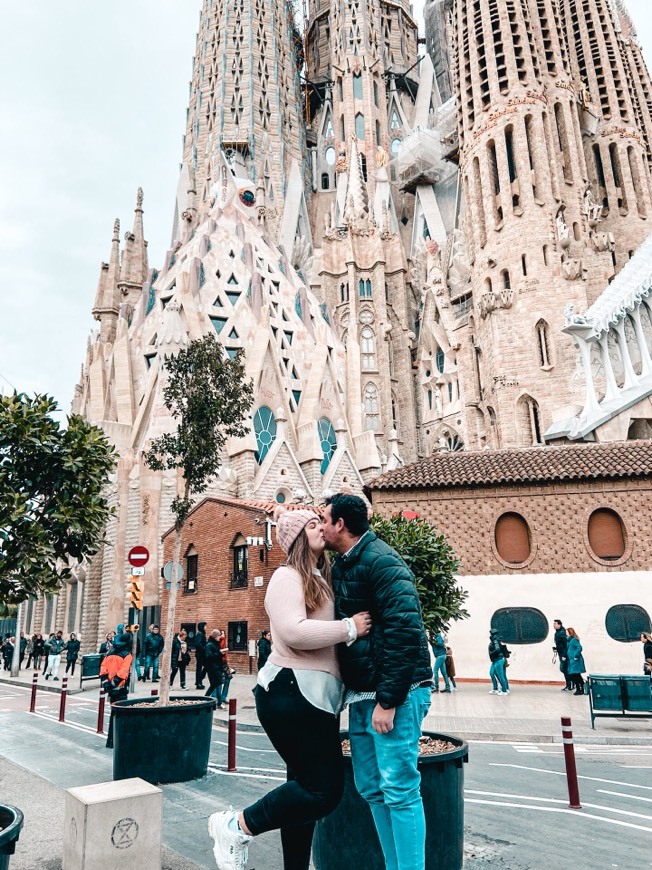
[
  {"x1": 0, "y1": 805, "x2": 24, "y2": 870},
  {"x1": 313, "y1": 732, "x2": 468, "y2": 870},
  {"x1": 112, "y1": 695, "x2": 216, "y2": 784}
]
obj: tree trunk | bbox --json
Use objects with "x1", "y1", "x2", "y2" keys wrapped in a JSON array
[
  {"x1": 10, "y1": 601, "x2": 23, "y2": 678},
  {"x1": 157, "y1": 524, "x2": 184, "y2": 707}
]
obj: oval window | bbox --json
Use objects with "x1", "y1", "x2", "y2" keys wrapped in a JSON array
[
  {"x1": 588, "y1": 508, "x2": 625, "y2": 560},
  {"x1": 325, "y1": 146, "x2": 336, "y2": 166},
  {"x1": 491, "y1": 608, "x2": 549, "y2": 644},
  {"x1": 605, "y1": 604, "x2": 651, "y2": 643},
  {"x1": 495, "y1": 512, "x2": 531, "y2": 564}
]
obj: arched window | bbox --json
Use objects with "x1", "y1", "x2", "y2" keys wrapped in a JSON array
[
  {"x1": 317, "y1": 417, "x2": 337, "y2": 474},
  {"x1": 340, "y1": 282, "x2": 349, "y2": 303},
  {"x1": 391, "y1": 395, "x2": 399, "y2": 433},
  {"x1": 391, "y1": 137, "x2": 401, "y2": 156},
  {"x1": 588, "y1": 508, "x2": 626, "y2": 561},
  {"x1": 353, "y1": 73, "x2": 363, "y2": 99},
  {"x1": 364, "y1": 383, "x2": 380, "y2": 431},
  {"x1": 519, "y1": 395, "x2": 542, "y2": 445},
  {"x1": 361, "y1": 327, "x2": 376, "y2": 369},
  {"x1": 536, "y1": 320, "x2": 552, "y2": 368},
  {"x1": 185, "y1": 545, "x2": 198, "y2": 593},
  {"x1": 495, "y1": 512, "x2": 532, "y2": 564},
  {"x1": 376, "y1": 120, "x2": 381, "y2": 145},
  {"x1": 436, "y1": 347, "x2": 445, "y2": 373},
  {"x1": 355, "y1": 113, "x2": 365, "y2": 139},
  {"x1": 253, "y1": 406, "x2": 277, "y2": 464},
  {"x1": 359, "y1": 279, "x2": 372, "y2": 298},
  {"x1": 321, "y1": 173, "x2": 330, "y2": 190}
]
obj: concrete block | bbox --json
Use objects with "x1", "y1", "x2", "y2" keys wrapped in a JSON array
[{"x1": 63, "y1": 777, "x2": 162, "y2": 870}]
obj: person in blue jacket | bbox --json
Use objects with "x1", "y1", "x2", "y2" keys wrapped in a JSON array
[
  {"x1": 430, "y1": 632, "x2": 450, "y2": 693},
  {"x1": 566, "y1": 627, "x2": 586, "y2": 695}
]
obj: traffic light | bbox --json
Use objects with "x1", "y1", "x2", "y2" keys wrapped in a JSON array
[{"x1": 129, "y1": 578, "x2": 144, "y2": 610}]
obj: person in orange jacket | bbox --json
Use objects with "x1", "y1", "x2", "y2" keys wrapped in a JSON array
[{"x1": 100, "y1": 630, "x2": 133, "y2": 749}]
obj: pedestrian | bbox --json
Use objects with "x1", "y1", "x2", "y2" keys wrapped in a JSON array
[
  {"x1": 204, "y1": 629, "x2": 225, "y2": 701},
  {"x1": 18, "y1": 633, "x2": 27, "y2": 669},
  {"x1": 257, "y1": 630, "x2": 271, "y2": 670},
  {"x1": 143, "y1": 624, "x2": 164, "y2": 681},
  {"x1": 2, "y1": 637, "x2": 14, "y2": 671},
  {"x1": 99, "y1": 632, "x2": 115, "y2": 656},
  {"x1": 207, "y1": 506, "x2": 371, "y2": 870},
  {"x1": 25, "y1": 635, "x2": 36, "y2": 670},
  {"x1": 566, "y1": 627, "x2": 586, "y2": 695},
  {"x1": 217, "y1": 631, "x2": 233, "y2": 708},
  {"x1": 100, "y1": 631, "x2": 133, "y2": 749},
  {"x1": 430, "y1": 631, "x2": 450, "y2": 693},
  {"x1": 44, "y1": 630, "x2": 66, "y2": 681},
  {"x1": 42, "y1": 633, "x2": 54, "y2": 674},
  {"x1": 488, "y1": 628, "x2": 509, "y2": 695},
  {"x1": 323, "y1": 493, "x2": 433, "y2": 870},
  {"x1": 553, "y1": 619, "x2": 572, "y2": 691},
  {"x1": 194, "y1": 621, "x2": 208, "y2": 689},
  {"x1": 641, "y1": 632, "x2": 652, "y2": 676},
  {"x1": 499, "y1": 638, "x2": 512, "y2": 691},
  {"x1": 33, "y1": 634, "x2": 44, "y2": 669},
  {"x1": 64, "y1": 633, "x2": 81, "y2": 675},
  {"x1": 445, "y1": 638, "x2": 458, "y2": 691},
  {"x1": 170, "y1": 629, "x2": 190, "y2": 689}
]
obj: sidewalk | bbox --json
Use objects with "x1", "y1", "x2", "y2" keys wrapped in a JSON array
[{"x1": 3, "y1": 669, "x2": 649, "y2": 744}]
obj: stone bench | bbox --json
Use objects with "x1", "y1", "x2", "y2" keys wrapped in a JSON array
[{"x1": 63, "y1": 777, "x2": 162, "y2": 869}]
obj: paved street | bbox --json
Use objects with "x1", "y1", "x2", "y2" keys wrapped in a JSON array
[{"x1": 1, "y1": 677, "x2": 651, "y2": 869}]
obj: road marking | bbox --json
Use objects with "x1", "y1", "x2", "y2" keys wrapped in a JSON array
[
  {"x1": 212, "y1": 740, "x2": 276, "y2": 754},
  {"x1": 207, "y1": 765, "x2": 285, "y2": 782},
  {"x1": 31, "y1": 711, "x2": 102, "y2": 737},
  {"x1": 598, "y1": 790, "x2": 652, "y2": 804},
  {"x1": 490, "y1": 763, "x2": 652, "y2": 791},
  {"x1": 466, "y1": 789, "x2": 652, "y2": 821},
  {"x1": 465, "y1": 798, "x2": 652, "y2": 834}
]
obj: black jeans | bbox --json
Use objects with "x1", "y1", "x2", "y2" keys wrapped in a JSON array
[
  {"x1": 243, "y1": 668, "x2": 344, "y2": 870},
  {"x1": 65, "y1": 660, "x2": 76, "y2": 675},
  {"x1": 170, "y1": 664, "x2": 187, "y2": 686}
]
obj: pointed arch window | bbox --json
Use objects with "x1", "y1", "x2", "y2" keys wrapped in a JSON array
[
  {"x1": 436, "y1": 347, "x2": 445, "y2": 373},
  {"x1": 519, "y1": 395, "x2": 543, "y2": 445},
  {"x1": 390, "y1": 109, "x2": 401, "y2": 130},
  {"x1": 361, "y1": 327, "x2": 376, "y2": 369},
  {"x1": 536, "y1": 320, "x2": 553, "y2": 369},
  {"x1": 355, "y1": 113, "x2": 365, "y2": 140},
  {"x1": 353, "y1": 73, "x2": 363, "y2": 99},
  {"x1": 253, "y1": 406, "x2": 277, "y2": 464},
  {"x1": 340, "y1": 282, "x2": 349, "y2": 303},
  {"x1": 364, "y1": 383, "x2": 380, "y2": 431},
  {"x1": 359, "y1": 279, "x2": 372, "y2": 298},
  {"x1": 318, "y1": 417, "x2": 337, "y2": 474}
]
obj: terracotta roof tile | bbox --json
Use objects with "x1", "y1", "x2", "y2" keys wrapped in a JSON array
[{"x1": 367, "y1": 441, "x2": 652, "y2": 491}]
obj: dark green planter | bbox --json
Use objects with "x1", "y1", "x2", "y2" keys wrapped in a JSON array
[
  {"x1": 112, "y1": 695, "x2": 216, "y2": 784},
  {"x1": 313, "y1": 732, "x2": 468, "y2": 870},
  {"x1": 0, "y1": 805, "x2": 24, "y2": 870}
]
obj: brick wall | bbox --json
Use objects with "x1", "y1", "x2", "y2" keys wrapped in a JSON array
[
  {"x1": 161, "y1": 499, "x2": 287, "y2": 666},
  {"x1": 371, "y1": 478, "x2": 652, "y2": 575}
]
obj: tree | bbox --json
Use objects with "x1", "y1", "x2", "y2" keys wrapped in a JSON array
[
  {"x1": 144, "y1": 334, "x2": 254, "y2": 706},
  {"x1": 370, "y1": 513, "x2": 468, "y2": 636},
  {"x1": 0, "y1": 393, "x2": 116, "y2": 604}
]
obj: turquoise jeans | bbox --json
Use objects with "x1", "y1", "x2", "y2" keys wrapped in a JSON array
[
  {"x1": 433, "y1": 654, "x2": 450, "y2": 691},
  {"x1": 349, "y1": 687, "x2": 431, "y2": 870}
]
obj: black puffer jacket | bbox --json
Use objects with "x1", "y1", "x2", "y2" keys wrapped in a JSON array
[
  {"x1": 554, "y1": 626, "x2": 568, "y2": 658},
  {"x1": 331, "y1": 532, "x2": 432, "y2": 709}
]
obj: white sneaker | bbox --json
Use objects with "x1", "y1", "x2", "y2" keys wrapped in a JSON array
[
  {"x1": 503, "y1": 689, "x2": 510, "y2": 694},
  {"x1": 489, "y1": 689, "x2": 499, "y2": 694},
  {"x1": 207, "y1": 810, "x2": 252, "y2": 870}
]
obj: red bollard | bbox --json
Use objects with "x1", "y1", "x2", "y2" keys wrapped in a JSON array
[
  {"x1": 29, "y1": 671, "x2": 38, "y2": 713},
  {"x1": 227, "y1": 698, "x2": 237, "y2": 772},
  {"x1": 97, "y1": 689, "x2": 106, "y2": 734},
  {"x1": 561, "y1": 717, "x2": 582, "y2": 808},
  {"x1": 59, "y1": 677, "x2": 68, "y2": 723}
]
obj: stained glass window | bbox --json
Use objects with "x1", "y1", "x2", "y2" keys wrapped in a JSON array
[
  {"x1": 253, "y1": 406, "x2": 277, "y2": 464},
  {"x1": 318, "y1": 417, "x2": 337, "y2": 474}
]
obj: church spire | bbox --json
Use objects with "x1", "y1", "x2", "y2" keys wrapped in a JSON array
[
  {"x1": 92, "y1": 219, "x2": 121, "y2": 343},
  {"x1": 119, "y1": 188, "x2": 149, "y2": 307}
]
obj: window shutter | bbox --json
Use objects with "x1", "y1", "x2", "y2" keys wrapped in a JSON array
[
  {"x1": 588, "y1": 509, "x2": 625, "y2": 559},
  {"x1": 495, "y1": 513, "x2": 531, "y2": 564}
]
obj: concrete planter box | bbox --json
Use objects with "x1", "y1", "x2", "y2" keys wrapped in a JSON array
[
  {"x1": 0, "y1": 805, "x2": 24, "y2": 870},
  {"x1": 313, "y1": 732, "x2": 468, "y2": 870},
  {"x1": 112, "y1": 695, "x2": 216, "y2": 784}
]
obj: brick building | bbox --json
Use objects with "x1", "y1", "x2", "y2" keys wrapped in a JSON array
[
  {"x1": 161, "y1": 498, "x2": 314, "y2": 670},
  {"x1": 367, "y1": 440, "x2": 652, "y2": 681}
]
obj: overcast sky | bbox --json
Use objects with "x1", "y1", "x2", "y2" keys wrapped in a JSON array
[{"x1": 1, "y1": 1, "x2": 651, "y2": 411}]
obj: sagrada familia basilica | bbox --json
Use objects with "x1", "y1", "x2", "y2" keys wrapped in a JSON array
[{"x1": 30, "y1": 0, "x2": 652, "y2": 640}]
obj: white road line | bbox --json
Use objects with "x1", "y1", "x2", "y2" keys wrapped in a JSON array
[
  {"x1": 598, "y1": 790, "x2": 652, "y2": 804},
  {"x1": 465, "y1": 798, "x2": 652, "y2": 834},
  {"x1": 235, "y1": 766, "x2": 286, "y2": 774},
  {"x1": 207, "y1": 765, "x2": 285, "y2": 782},
  {"x1": 212, "y1": 740, "x2": 277, "y2": 754},
  {"x1": 466, "y1": 789, "x2": 652, "y2": 822},
  {"x1": 31, "y1": 711, "x2": 102, "y2": 737},
  {"x1": 490, "y1": 763, "x2": 652, "y2": 791}
]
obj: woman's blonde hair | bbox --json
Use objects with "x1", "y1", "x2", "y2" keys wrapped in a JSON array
[{"x1": 286, "y1": 523, "x2": 332, "y2": 612}]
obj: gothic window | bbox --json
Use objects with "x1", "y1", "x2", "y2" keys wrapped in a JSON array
[
  {"x1": 361, "y1": 327, "x2": 376, "y2": 369},
  {"x1": 358, "y1": 279, "x2": 372, "y2": 298},
  {"x1": 318, "y1": 417, "x2": 337, "y2": 474},
  {"x1": 487, "y1": 140, "x2": 502, "y2": 224},
  {"x1": 376, "y1": 120, "x2": 381, "y2": 145},
  {"x1": 340, "y1": 282, "x2": 349, "y2": 303},
  {"x1": 321, "y1": 173, "x2": 330, "y2": 190},
  {"x1": 253, "y1": 406, "x2": 277, "y2": 464},
  {"x1": 353, "y1": 73, "x2": 363, "y2": 99},
  {"x1": 436, "y1": 347, "x2": 445, "y2": 373},
  {"x1": 519, "y1": 395, "x2": 543, "y2": 445},
  {"x1": 373, "y1": 80, "x2": 379, "y2": 106},
  {"x1": 341, "y1": 115, "x2": 345, "y2": 140},
  {"x1": 390, "y1": 109, "x2": 401, "y2": 130},
  {"x1": 391, "y1": 394, "x2": 399, "y2": 433},
  {"x1": 355, "y1": 113, "x2": 365, "y2": 140},
  {"x1": 325, "y1": 116, "x2": 334, "y2": 137},
  {"x1": 232, "y1": 539, "x2": 248, "y2": 588},
  {"x1": 501, "y1": 269, "x2": 511, "y2": 290},
  {"x1": 391, "y1": 137, "x2": 401, "y2": 157},
  {"x1": 364, "y1": 383, "x2": 380, "y2": 431}
]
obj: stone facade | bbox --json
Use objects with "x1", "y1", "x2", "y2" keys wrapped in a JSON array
[{"x1": 57, "y1": 0, "x2": 652, "y2": 649}]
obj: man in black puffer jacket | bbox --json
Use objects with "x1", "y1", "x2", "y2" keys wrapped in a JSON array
[{"x1": 323, "y1": 494, "x2": 432, "y2": 870}]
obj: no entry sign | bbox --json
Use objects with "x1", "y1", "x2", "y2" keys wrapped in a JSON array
[{"x1": 128, "y1": 545, "x2": 150, "y2": 568}]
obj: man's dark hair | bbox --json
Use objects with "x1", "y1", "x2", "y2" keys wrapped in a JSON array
[
  {"x1": 554, "y1": 619, "x2": 563, "y2": 625},
  {"x1": 151, "y1": 624, "x2": 159, "y2": 630},
  {"x1": 329, "y1": 493, "x2": 370, "y2": 536}
]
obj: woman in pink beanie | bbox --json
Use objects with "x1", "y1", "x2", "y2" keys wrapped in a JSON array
[{"x1": 208, "y1": 506, "x2": 371, "y2": 870}]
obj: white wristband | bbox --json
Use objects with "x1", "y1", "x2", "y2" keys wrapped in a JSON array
[{"x1": 343, "y1": 617, "x2": 358, "y2": 646}]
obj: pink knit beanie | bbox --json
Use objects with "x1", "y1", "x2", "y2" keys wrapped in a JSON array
[{"x1": 275, "y1": 508, "x2": 319, "y2": 554}]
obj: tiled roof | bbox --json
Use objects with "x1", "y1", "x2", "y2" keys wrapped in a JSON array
[{"x1": 367, "y1": 441, "x2": 652, "y2": 491}]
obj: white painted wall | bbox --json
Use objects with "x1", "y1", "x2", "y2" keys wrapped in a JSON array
[{"x1": 447, "y1": 571, "x2": 651, "y2": 682}]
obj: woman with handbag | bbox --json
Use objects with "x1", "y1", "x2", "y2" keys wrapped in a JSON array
[{"x1": 566, "y1": 627, "x2": 586, "y2": 695}]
